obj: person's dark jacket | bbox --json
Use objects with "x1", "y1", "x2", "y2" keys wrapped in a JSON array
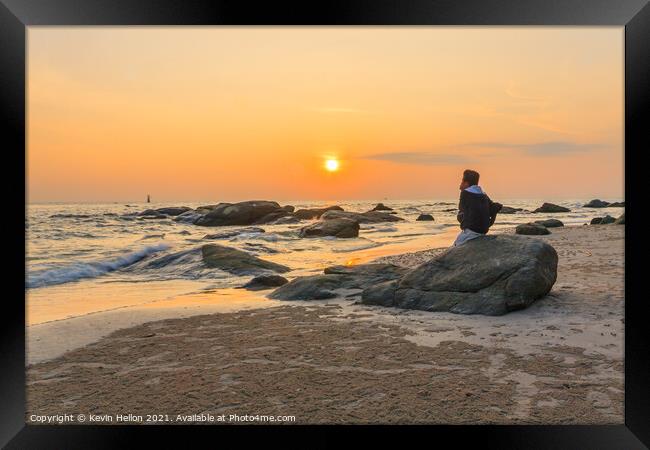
[{"x1": 456, "y1": 188, "x2": 502, "y2": 234}]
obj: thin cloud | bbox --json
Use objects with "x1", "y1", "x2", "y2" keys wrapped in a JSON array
[
  {"x1": 465, "y1": 141, "x2": 607, "y2": 156},
  {"x1": 362, "y1": 152, "x2": 468, "y2": 165}
]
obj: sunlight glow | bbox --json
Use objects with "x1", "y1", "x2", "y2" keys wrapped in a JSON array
[{"x1": 325, "y1": 159, "x2": 339, "y2": 172}]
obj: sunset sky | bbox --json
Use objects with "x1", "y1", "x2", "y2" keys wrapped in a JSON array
[{"x1": 28, "y1": 27, "x2": 623, "y2": 203}]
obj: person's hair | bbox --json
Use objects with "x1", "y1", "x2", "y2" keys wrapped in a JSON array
[{"x1": 462, "y1": 169, "x2": 480, "y2": 186}]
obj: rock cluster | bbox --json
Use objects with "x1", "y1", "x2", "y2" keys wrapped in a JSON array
[{"x1": 360, "y1": 235, "x2": 558, "y2": 316}]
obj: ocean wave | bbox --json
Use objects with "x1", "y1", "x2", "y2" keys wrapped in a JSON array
[
  {"x1": 126, "y1": 247, "x2": 233, "y2": 281},
  {"x1": 27, "y1": 243, "x2": 170, "y2": 288},
  {"x1": 139, "y1": 233, "x2": 166, "y2": 240},
  {"x1": 331, "y1": 241, "x2": 385, "y2": 253},
  {"x1": 231, "y1": 231, "x2": 297, "y2": 242},
  {"x1": 360, "y1": 225, "x2": 399, "y2": 233},
  {"x1": 49, "y1": 213, "x2": 92, "y2": 219},
  {"x1": 49, "y1": 230, "x2": 100, "y2": 240}
]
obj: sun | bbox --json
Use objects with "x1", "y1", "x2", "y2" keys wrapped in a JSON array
[{"x1": 325, "y1": 158, "x2": 339, "y2": 172}]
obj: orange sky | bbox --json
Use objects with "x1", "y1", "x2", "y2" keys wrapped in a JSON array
[{"x1": 27, "y1": 27, "x2": 624, "y2": 203}]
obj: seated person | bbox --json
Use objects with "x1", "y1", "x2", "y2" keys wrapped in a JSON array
[{"x1": 454, "y1": 169, "x2": 502, "y2": 246}]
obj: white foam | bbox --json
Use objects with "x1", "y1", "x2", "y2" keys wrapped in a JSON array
[{"x1": 27, "y1": 244, "x2": 171, "y2": 288}]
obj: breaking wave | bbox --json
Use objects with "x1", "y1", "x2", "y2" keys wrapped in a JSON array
[{"x1": 27, "y1": 244, "x2": 170, "y2": 288}]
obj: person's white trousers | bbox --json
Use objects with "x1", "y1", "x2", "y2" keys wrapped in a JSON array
[{"x1": 453, "y1": 228, "x2": 484, "y2": 246}]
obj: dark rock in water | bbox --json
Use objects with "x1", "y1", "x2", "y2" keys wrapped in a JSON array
[
  {"x1": 294, "y1": 205, "x2": 344, "y2": 220},
  {"x1": 201, "y1": 244, "x2": 290, "y2": 274},
  {"x1": 361, "y1": 235, "x2": 558, "y2": 316},
  {"x1": 137, "y1": 209, "x2": 158, "y2": 216},
  {"x1": 242, "y1": 274, "x2": 288, "y2": 291},
  {"x1": 153, "y1": 207, "x2": 191, "y2": 216},
  {"x1": 372, "y1": 203, "x2": 393, "y2": 211},
  {"x1": 138, "y1": 214, "x2": 168, "y2": 220},
  {"x1": 416, "y1": 214, "x2": 434, "y2": 221},
  {"x1": 270, "y1": 215, "x2": 301, "y2": 225},
  {"x1": 533, "y1": 219, "x2": 564, "y2": 228},
  {"x1": 500, "y1": 206, "x2": 524, "y2": 214},
  {"x1": 196, "y1": 204, "x2": 221, "y2": 214},
  {"x1": 584, "y1": 199, "x2": 610, "y2": 208},
  {"x1": 194, "y1": 201, "x2": 282, "y2": 226},
  {"x1": 443, "y1": 208, "x2": 457, "y2": 212},
  {"x1": 253, "y1": 210, "x2": 292, "y2": 225},
  {"x1": 591, "y1": 215, "x2": 615, "y2": 225},
  {"x1": 282, "y1": 205, "x2": 295, "y2": 213},
  {"x1": 137, "y1": 207, "x2": 191, "y2": 217},
  {"x1": 608, "y1": 201, "x2": 625, "y2": 208},
  {"x1": 533, "y1": 203, "x2": 570, "y2": 213},
  {"x1": 320, "y1": 210, "x2": 403, "y2": 223},
  {"x1": 614, "y1": 213, "x2": 625, "y2": 225},
  {"x1": 174, "y1": 210, "x2": 205, "y2": 223},
  {"x1": 203, "y1": 227, "x2": 265, "y2": 240},
  {"x1": 516, "y1": 223, "x2": 551, "y2": 235},
  {"x1": 268, "y1": 263, "x2": 409, "y2": 300},
  {"x1": 299, "y1": 218, "x2": 360, "y2": 238}
]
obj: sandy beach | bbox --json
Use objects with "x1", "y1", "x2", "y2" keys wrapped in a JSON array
[{"x1": 26, "y1": 224, "x2": 624, "y2": 424}]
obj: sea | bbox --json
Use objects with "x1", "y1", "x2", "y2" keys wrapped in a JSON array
[{"x1": 26, "y1": 199, "x2": 623, "y2": 325}]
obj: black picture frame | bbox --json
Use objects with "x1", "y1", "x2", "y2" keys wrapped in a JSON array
[{"x1": 2, "y1": 0, "x2": 648, "y2": 448}]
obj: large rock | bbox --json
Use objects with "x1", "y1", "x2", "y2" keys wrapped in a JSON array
[
  {"x1": 516, "y1": 223, "x2": 551, "y2": 235},
  {"x1": 201, "y1": 244, "x2": 290, "y2": 274},
  {"x1": 372, "y1": 203, "x2": 393, "y2": 211},
  {"x1": 361, "y1": 235, "x2": 558, "y2": 316},
  {"x1": 320, "y1": 210, "x2": 404, "y2": 223},
  {"x1": 533, "y1": 203, "x2": 570, "y2": 213},
  {"x1": 533, "y1": 219, "x2": 564, "y2": 228},
  {"x1": 584, "y1": 199, "x2": 610, "y2": 208},
  {"x1": 609, "y1": 202, "x2": 625, "y2": 208},
  {"x1": 614, "y1": 213, "x2": 625, "y2": 225},
  {"x1": 194, "y1": 201, "x2": 283, "y2": 226},
  {"x1": 416, "y1": 214, "x2": 434, "y2": 221},
  {"x1": 268, "y1": 264, "x2": 409, "y2": 300},
  {"x1": 294, "y1": 205, "x2": 344, "y2": 220},
  {"x1": 299, "y1": 218, "x2": 360, "y2": 238},
  {"x1": 242, "y1": 274, "x2": 288, "y2": 291}
]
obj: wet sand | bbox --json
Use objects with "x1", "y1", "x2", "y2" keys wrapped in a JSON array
[{"x1": 26, "y1": 225, "x2": 624, "y2": 424}]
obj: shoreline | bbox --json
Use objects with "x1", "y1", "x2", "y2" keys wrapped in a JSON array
[
  {"x1": 26, "y1": 224, "x2": 625, "y2": 424},
  {"x1": 26, "y1": 227, "x2": 461, "y2": 365}
]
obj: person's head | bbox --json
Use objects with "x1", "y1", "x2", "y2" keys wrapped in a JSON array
[{"x1": 460, "y1": 169, "x2": 480, "y2": 190}]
